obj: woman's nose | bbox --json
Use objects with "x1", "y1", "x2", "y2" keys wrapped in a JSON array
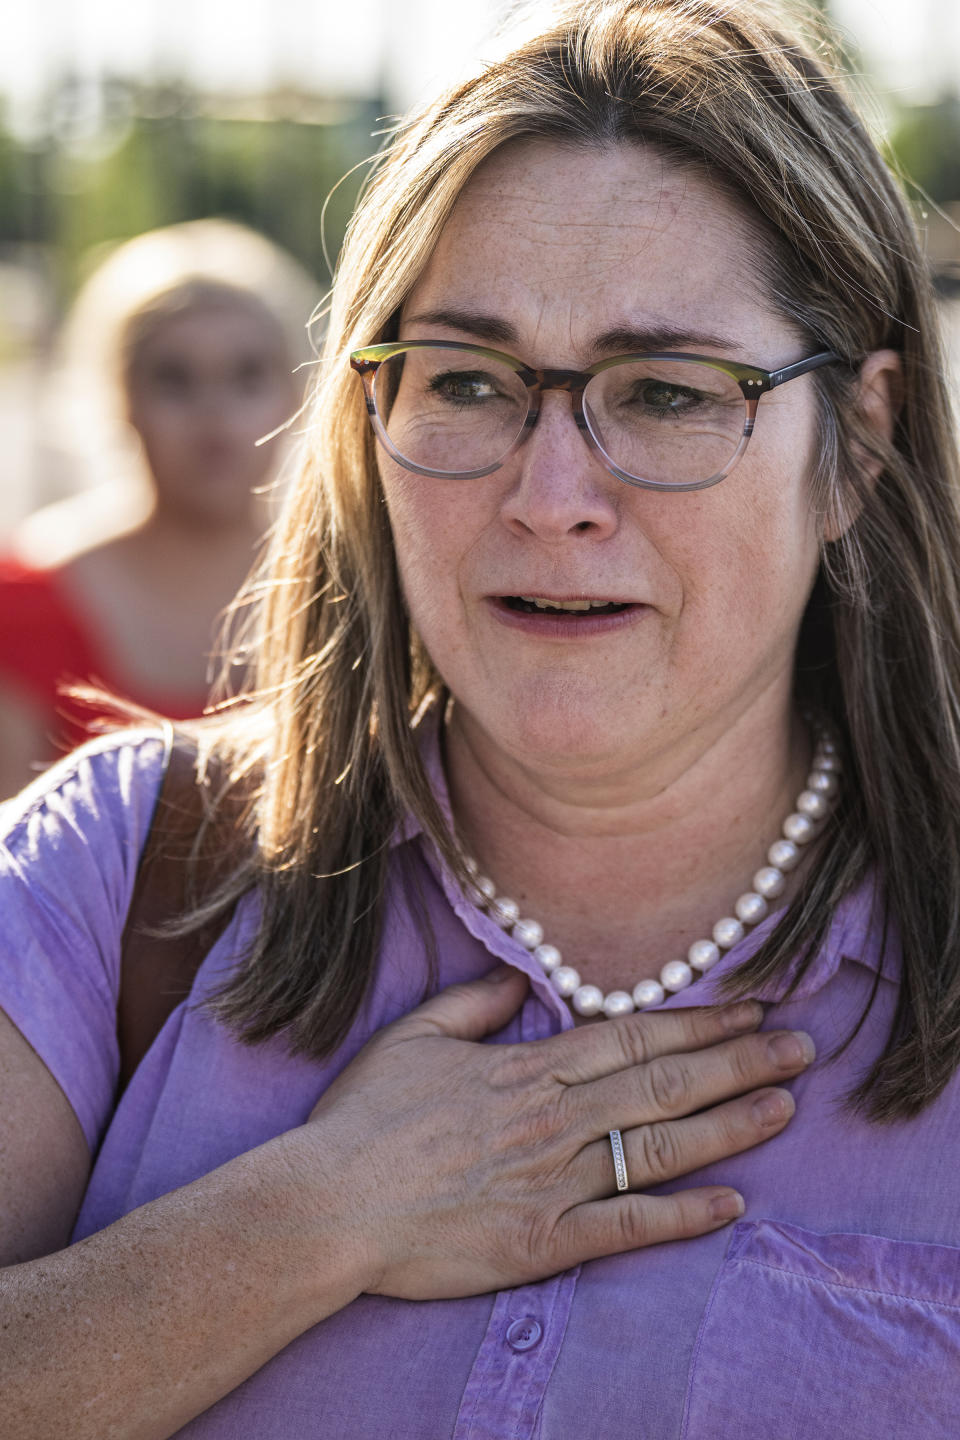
[{"x1": 498, "y1": 392, "x2": 620, "y2": 541}]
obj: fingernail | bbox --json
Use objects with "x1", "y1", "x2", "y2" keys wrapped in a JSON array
[
  {"x1": 767, "y1": 1031, "x2": 816, "y2": 1069},
  {"x1": 752, "y1": 1088, "x2": 795, "y2": 1126},
  {"x1": 487, "y1": 964, "x2": 518, "y2": 983},
  {"x1": 721, "y1": 1001, "x2": 764, "y2": 1034},
  {"x1": 710, "y1": 1191, "x2": 745, "y2": 1223}
]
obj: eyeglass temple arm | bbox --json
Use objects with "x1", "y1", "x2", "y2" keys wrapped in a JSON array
[{"x1": 766, "y1": 350, "x2": 840, "y2": 389}]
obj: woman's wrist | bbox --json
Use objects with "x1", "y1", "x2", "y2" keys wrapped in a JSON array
[{"x1": 235, "y1": 1126, "x2": 373, "y2": 1324}]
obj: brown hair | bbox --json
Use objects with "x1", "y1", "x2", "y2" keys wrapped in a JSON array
[{"x1": 199, "y1": 0, "x2": 960, "y2": 1120}]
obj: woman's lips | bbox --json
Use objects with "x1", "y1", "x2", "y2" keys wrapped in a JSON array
[{"x1": 486, "y1": 595, "x2": 648, "y2": 638}]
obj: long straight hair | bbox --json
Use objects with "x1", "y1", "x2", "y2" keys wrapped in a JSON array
[{"x1": 198, "y1": 0, "x2": 960, "y2": 1120}]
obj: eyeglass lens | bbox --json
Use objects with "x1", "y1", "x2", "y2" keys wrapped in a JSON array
[{"x1": 372, "y1": 346, "x2": 748, "y2": 486}]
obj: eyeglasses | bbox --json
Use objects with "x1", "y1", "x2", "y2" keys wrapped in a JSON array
[{"x1": 350, "y1": 340, "x2": 840, "y2": 492}]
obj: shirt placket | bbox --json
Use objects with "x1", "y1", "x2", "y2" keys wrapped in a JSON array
[
  {"x1": 452, "y1": 1267, "x2": 579, "y2": 1440},
  {"x1": 422, "y1": 834, "x2": 580, "y2": 1438}
]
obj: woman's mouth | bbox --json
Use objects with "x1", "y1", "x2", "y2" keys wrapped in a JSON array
[
  {"x1": 489, "y1": 594, "x2": 646, "y2": 636},
  {"x1": 505, "y1": 595, "x2": 632, "y2": 616}
]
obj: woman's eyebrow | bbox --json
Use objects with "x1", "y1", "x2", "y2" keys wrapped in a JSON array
[
  {"x1": 403, "y1": 307, "x2": 518, "y2": 345},
  {"x1": 590, "y1": 322, "x2": 737, "y2": 356},
  {"x1": 402, "y1": 307, "x2": 737, "y2": 356}
]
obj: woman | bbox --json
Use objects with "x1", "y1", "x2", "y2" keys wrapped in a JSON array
[
  {"x1": 0, "y1": 219, "x2": 314, "y2": 797},
  {"x1": 1, "y1": 2, "x2": 958, "y2": 1436}
]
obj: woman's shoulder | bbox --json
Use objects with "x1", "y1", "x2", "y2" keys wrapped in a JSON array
[
  {"x1": 0, "y1": 726, "x2": 169, "y2": 871},
  {"x1": 0, "y1": 729, "x2": 171, "y2": 1152}
]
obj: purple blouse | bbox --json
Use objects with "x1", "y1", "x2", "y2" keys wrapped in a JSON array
[{"x1": 2, "y1": 729, "x2": 960, "y2": 1439}]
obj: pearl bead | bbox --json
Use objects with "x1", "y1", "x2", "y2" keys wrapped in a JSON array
[
  {"x1": 783, "y1": 812, "x2": 816, "y2": 844},
  {"x1": 464, "y1": 856, "x2": 479, "y2": 876},
  {"x1": 796, "y1": 789, "x2": 828, "y2": 820},
  {"x1": 807, "y1": 770, "x2": 838, "y2": 796},
  {"x1": 572, "y1": 983, "x2": 604, "y2": 1016},
  {"x1": 474, "y1": 875, "x2": 496, "y2": 901},
  {"x1": 633, "y1": 978, "x2": 665, "y2": 1008},
  {"x1": 688, "y1": 938, "x2": 720, "y2": 971},
  {"x1": 491, "y1": 897, "x2": 520, "y2": 928},
  {"x1": 767, "y1": 839, "x2": 800, "y2": 871},
  {"x1": 551, "y1": 965, "x2": 581, "y2": 997},
  {"x1": 603, "y1": 990, "x2": 635, "y2": 1018},
  {"x1": 661, "y1": 960, "x2": 694, "y2": 992},
  {"x1": 735, "y1": 891, "x2": 768, "y2": 925},
  {"x1": 713, "y1": 916, "x2": 745, "y2": 949},
  {"x1": 512, "y1": 918, "x2": 544, "y2": 950},
  {"x1": 814, "y1": 752, "x2": 841, "y2": 772},
  {"x1": 753, "y1": 866, "x2": 786, "y2": 898},
  {"x1": 534, "y1": 943, "x2": 562, "y2": 973}
]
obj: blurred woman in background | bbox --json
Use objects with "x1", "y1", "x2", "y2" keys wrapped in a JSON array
[{"x1": 0, "y1": 219, "x2": 316, "y2": 796}]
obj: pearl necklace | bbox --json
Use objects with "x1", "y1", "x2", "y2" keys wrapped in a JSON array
[{"x1": 464, "y1": 735, "x2": 842, "y2": 1019}]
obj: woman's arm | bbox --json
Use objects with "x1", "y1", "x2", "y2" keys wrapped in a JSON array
[
  {"x1": 0, "y1": 971, "x2": 811, "y2": 1440},
  {"x1": 0, "y1": 1011, "x2": 89, "y2": 1264},
  {"x1": 0, "y1": 1008, "x2": 369, "y2": 1440}
]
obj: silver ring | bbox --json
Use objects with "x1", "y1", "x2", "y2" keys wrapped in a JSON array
[{"x1": 608, "y1": 1129, "x2": 629, "y2": 1192}]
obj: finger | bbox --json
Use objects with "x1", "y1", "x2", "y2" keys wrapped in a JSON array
[
  {"x1": 541, "y1": 1000, "x2": 764, "y2": 1086},
  {"x1": 554, "y1": 1186, "x2": 746, "y2": 1265},
  {"x1": 569, "y1": 1028, "x2": 814, "y2": 1132},
  {"x1": 574, "y1": 1087, "x2": 795, "y2": 1199},
  {"x1": 392, "y1": 965, "x2": 530, "y2": 1043}
]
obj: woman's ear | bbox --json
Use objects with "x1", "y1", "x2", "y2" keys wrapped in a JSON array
[
  {"x1": 855, "y1": 349, "x2": 903, "y2": 464},
  {"x1": 823, "y1": 348, "x2": 903, "y2": 542}
]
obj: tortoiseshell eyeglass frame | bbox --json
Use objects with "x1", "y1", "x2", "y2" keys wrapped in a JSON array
[{"x1": 350, "y1": 339, "x2": 841, "y2": 492}]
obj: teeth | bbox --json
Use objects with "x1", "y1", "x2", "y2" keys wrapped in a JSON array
[{"x1": 518, "y1": 595, "x2": 611, "y2": 612}]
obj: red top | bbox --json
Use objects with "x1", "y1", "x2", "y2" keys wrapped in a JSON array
[{"x1": 0, "y1": 555, "x2": 210, "y2": 754}]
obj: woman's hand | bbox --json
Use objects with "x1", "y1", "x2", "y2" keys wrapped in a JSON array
[{"x1": 305, "y1": 965, "x2": 812, "y2": 1300}]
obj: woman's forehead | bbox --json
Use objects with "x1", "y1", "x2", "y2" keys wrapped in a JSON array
[
  {"x1": 127, "y1": 297, "x2": 289, "y2": 368},
  {"x1": 402, "y1": 139, "x2": 789, "y2": 362}
]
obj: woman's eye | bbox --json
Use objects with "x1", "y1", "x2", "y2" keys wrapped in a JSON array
[
  {"x1": 636, "y1": 380, "x2": 701, "y2": 413},
  {"x1": 428, "y1": 370, "x2": 499, "y2": 402},
  {"x1": 149, "y1": 362, "x2": 192, "y2": 395},
  {"x1": 233, "y1": 357, "x2": 270, "y2": 393}
]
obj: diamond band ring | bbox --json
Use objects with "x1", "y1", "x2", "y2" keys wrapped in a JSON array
[{"x1": 608, "y1": 1129, "x2": 629, "y2": 1192}]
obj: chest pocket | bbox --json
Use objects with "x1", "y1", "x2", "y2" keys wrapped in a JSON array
[{"x1": 681, "y1": 1219, "x2": 960, "y2": 1440}]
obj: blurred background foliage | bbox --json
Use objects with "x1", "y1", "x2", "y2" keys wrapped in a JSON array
[
  {"x1": 891, "y1": 93, "x2": 960, "y2": 203},
  {"x1": 0, "y1": 76, "x2": 381, "y2": 308}
]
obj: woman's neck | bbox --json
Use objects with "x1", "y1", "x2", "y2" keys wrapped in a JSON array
[
  {"x1": 57, "y1": 500, "x2": 266, "y2": 700},
  {"x1": 135, "y1": 494, "x2": 268, "y2": 572},
  {"x1": 443, "y1": 693, "x2": 813, "y2": 996}
]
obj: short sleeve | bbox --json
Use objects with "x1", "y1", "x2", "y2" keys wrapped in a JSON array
[{"x1": 0, "y1": 730, "x2": 168, "y2": 1150}]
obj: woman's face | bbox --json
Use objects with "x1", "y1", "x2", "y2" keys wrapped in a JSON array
[
  {"x1": 377, "y1": 140, "x2": 825, "y2": 778},
  {"x1": 125, "y1": 297, "x2": 296, "y2": 529}
]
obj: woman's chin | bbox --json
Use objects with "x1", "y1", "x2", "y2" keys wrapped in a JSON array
[{"x1": 467, "y1": 696, "x2": 645, "y2": 775}]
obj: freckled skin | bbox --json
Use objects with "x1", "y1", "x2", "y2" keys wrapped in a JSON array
[{"x1": 379, "y1": 140, "x2": 822, "y2": 789}]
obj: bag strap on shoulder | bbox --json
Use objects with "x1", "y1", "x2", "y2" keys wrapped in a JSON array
[{"x1": 118, "y1": 723, "x2": 240, "y2": 1092}]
